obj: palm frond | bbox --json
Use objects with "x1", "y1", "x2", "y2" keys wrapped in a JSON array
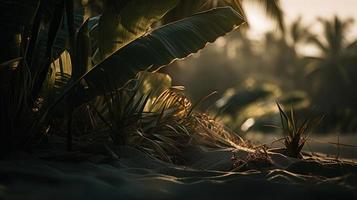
[{"x1": 251, "y1": 0, "x2": 284, "y2": 32}]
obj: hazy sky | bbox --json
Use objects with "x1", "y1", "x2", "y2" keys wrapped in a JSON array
[{"x1": 244, "y1": 0, "x2": 357, "y2": 39}]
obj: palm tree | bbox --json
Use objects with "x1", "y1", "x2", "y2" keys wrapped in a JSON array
[
  {"x1": 257, "y1": 17, "x2": 310, "y2": 90},
  {"x1": 306, "y1": 16, "x2": 357, "y2": 131},
  {"x1": 289, "y1": 17, "x2": 312, "y2": 50},
  {"x1": 307, "y1": 16, "x2": 354, "y2": 80}
]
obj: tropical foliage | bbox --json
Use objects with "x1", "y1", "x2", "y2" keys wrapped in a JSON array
[{"x1": 0, "y1": 0, "x2": 245, "y2": 156}]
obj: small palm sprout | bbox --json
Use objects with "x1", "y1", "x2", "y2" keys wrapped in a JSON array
[{"x1": 276, "y1": 102, "x2": 323, "y2": 158}]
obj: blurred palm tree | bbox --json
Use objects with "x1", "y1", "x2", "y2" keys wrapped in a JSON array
[
  {"x1": 289, "y1": 17, "x2": 311, "y2": 49},
  {"x1": 306, "y1": 16, "x2": 357, "y2": 131},
  {"x1": 259, "y1": 17, "x2": 311, "y2": 90},
  {"x1": 307, "y1": 16, "x2": 354, "y2": 80}
]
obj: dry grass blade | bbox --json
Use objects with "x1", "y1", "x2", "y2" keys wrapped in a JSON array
[{"x1": 91, "y1": 72, "x2": 245, "y2": 163}]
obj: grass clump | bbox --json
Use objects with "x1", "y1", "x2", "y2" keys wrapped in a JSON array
[
  {"x1": 276, "y1": 103, "x2": 323, "y2": 158},
  {"x1": 84, "y1": 72, "x2": 244, "y2": 163}
]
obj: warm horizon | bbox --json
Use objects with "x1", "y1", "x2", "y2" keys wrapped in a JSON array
[{"x1": 245, "y1": 0, "x2": 357, "y2": 40}]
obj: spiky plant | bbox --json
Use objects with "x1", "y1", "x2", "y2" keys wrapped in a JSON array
[{"x1": 276, "y1": 103, "x2": 321, "y2": 158}]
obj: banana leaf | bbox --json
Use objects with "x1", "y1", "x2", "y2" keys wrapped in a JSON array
[
  {"x1": 85, "y1": 7, "x2": 245, "y2": 93},
  {"x1": 95, "y1": 0, "x2": 179, "y2": 61}
]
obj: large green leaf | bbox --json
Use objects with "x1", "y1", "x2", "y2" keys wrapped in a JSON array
[
  {"x1": 41, "y1": 18, "x2": 89, "y2": 105},
  {"x1": 30, "y1": 7, "x2": 85, "y2": 98},
  {"x1": 162, "y1": 0, "x2": 245, "y2": 24},
  {"x1": 95, "y1": 0, "x2": 179, "y2": 61},
  {"x1": 51, "y1": 8, "x2": 85, "y2": 60},
  {"x1": 86, "y1": 7, "x2": 245, "y2": 93},
  {"x1": 30, "y1": 6, "x2": 85, "y2": 70},
  {"x1": 73, "y1": 19, "x2": 91, "y2": 79}
]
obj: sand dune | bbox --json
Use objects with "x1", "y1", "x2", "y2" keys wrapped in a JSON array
[{"x1": 1, "y1": 145, "x2": 356, "y2": 200}]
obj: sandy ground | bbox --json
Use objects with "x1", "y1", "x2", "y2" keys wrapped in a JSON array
[
  {"x1": 245, "y1": 133, "x2": 357, "y2": 161},
  {"x1": 1, "y1": 142, "x2": 357, "y2": 200}
]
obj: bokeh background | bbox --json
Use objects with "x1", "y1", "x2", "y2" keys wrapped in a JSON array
[{"x1": 164, "y1": 0, "x2": 357, "y2": 138}]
